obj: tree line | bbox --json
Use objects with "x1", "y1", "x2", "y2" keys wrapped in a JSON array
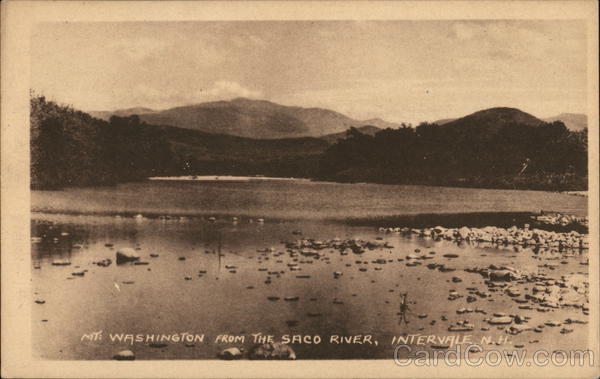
[
  {"x1": 317, "y1": 122, "x2": 587, "y2": 190},
  {"x1": 31, "y1": 96, "x2": 178, "y2": 189},
  {"x1": 30, "y1": 95, "x2": 588, "y2": 191}
]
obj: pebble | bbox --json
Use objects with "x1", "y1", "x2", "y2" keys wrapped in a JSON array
[
  {"x1": 113, "y1": 350, "x2": 135, "y2": 360},
  {"x1": 218, "y1": 347, "x2": 243, "y2": 360}
]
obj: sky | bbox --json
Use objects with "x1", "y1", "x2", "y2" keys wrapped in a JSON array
[{"x1": 31, "y1": 20, "x2": 588, "y2": 124}]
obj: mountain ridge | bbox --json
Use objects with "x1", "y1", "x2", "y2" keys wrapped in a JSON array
[
  {"x1": 435, "y1": 111, "x2": 587, "y2": 132},
  {"x1": 543, "y1": 113, "x2": 587, "y2": 131},
  {"x1": 88, "y1": 98, "x2": 401, "y2": 139}
]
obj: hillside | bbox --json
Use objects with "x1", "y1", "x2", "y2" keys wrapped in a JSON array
[
  {"x1": 320, "y1": 125, "x2": 381, "y2": 144},
  {"x1": 442, "y1": 107, "x2": 545, "y2": 132},
  {"x1": 434, "y1": 110, "x2": 588, "y2": 132},
  {"x1": 89, "y1": 98, "x2": 400, "y2": 139},
  {"x1": 432, "y1": 118, "x2": 456, "y2": 125},
  {"x1": 31, "y1": 96, "x2": 329, "y2": 189},
  {"x1": 89, "y1": 107, "x2": 157, "y2": 120},
  {"x1": 543, "y1": 113, "x2": 587, "y2": 131},
  {"x1": 318, "y1": 107, "x2": 587, "y2": 191}
]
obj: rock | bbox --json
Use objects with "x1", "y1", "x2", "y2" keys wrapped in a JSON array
[
  {"x1": 448, "y1": 321, "x2": 474, "y2": 332},
  {"x1": 150, "y1": 253, "x2": 159, "y2": 258},
  {"x1": 544, "y1": 320, "x2": 562, "y2": 327},
  {"x1": 457, "y1": 227, "x2": 470, "y2": 239},
  {"x1": 218, "y1": 347, "x2": 243, "y2": 360},
  {"x1": 488, "y1": 316, "x2": 513, "y2": 325},
  {"x1": 96, "y1": 259, "x2": 112, "y2": 267},
  {"x1": 451, "y1": 277, "x2": 462, "y2": 283},
  {"x1": 514, "y1": 315, "x2": 527, "y2": 324},
  {"x1": 489, "y1": 270, "x2": 518, "y2": 281},
  {"x1": 116, "y1": 248, "x2": 140, "y2": 264},
  {"x1": 113, "y1": 350, "x2": 135, "y2": 360},
  {"x1": 52, "y1": 260, "x2": 71, "y2": 266},
  {"x1": 438, "y1": 266, "x2": 455, "y2": 272},
  {"x1": 71, "y1": 271, "x2": 85, "y2": 276},
  {"x1": 249, "y1": 342, "x2": 296, "y2": 360},
  {"x1": 35, "y1": 299, "x2": 45, "y2": 304},
  {"x1": 443, "y1": 253, "x2": 459, "y2": 258}
]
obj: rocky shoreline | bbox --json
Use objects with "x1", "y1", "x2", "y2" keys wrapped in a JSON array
[
  {"x1": 32, "y1": 210, "x2": 590, "y2": 360},
  {"x1": 379, "y1": 224, "x2": 588, "y2": 250}
]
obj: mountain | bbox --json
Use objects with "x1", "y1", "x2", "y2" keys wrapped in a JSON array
[
  {"x1": 433, "y1": 118, "x2": 456, "y2": 125},
  {"x1": 89, "y1": 98, "x2": 398, "y2": 139},
  {"x1": 320, "y1": 106, "x2": 587, "y2": 191},
  {"x1": 33, "y1": 95, "x2": 588, "y2": 191},
  {"x1": 543, "y1": 113, "x2": 587, "y2": 131},
  {"x1": 320, "y1": 125, "x2": 382, "y2": 144},
  {"x1": 89, "y1": 107, "x2": 156, "y2": 120},
  {"x1": 441, "y1": 107, "x2": 545, "y2": 134},
  {"x1": 31, "y1": 96, "x2": 330, "y2": 189},
  {"x1": 361, "y1": 118, "x2": 402, "y2": 129}
]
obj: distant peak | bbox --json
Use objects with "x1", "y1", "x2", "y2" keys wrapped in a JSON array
[
  {"x1": 230, "y1": 97, "x2": 270, "y2": 104},
  {"x1": 472, "y1": 107, "x2": 526, "y2": 114}
]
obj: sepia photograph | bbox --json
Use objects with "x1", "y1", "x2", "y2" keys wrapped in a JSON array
[{"x1": 2, "y1": 1, "x2": 598, "y2": 378}]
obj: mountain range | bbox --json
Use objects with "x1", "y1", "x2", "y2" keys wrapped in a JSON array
[
  {"x1": 89, "y1": 98, "x2": 399, "y2": 139},
  {"x1": 33, "y1": 94, "x2": 588, "y2": 191},
  {"x1": 91, "y1": 98, "x2": 586, "y2": 140}
]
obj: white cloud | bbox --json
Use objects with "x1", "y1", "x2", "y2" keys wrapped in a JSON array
[{"x1": 121, "y1": 81, "x2": 263, "y2": 110}]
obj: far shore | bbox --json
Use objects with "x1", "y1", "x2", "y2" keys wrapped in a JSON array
[{"x1": 148, "y1": 175, "x2": 309, "y2": 182}]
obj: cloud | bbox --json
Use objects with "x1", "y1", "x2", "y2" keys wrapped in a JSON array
[{"x1": 123, "y1": 81, "x2": 263, "y2": 109}]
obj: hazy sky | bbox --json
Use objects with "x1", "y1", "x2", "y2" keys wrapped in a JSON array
[{"x1": 31, "y1": 20, "x2": 587, "y2": 123}]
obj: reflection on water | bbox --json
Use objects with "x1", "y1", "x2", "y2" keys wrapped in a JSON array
[
  {"x1": 32, "y1": 180, "x2": 588, "y2": 219},
  {"x1": 31, "y1": 213, "x2": 589, "y2": 360}
]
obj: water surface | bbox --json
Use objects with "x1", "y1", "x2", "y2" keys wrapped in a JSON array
[{"x1": 31, "y1": 180, "x2": 589, "y2": 360}]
